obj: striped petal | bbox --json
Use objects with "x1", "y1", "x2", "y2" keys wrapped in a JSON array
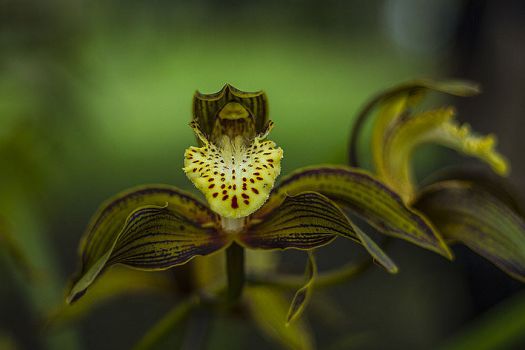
[
  {"x1": 414, "y1": 181, "x2": 525, "y2": 282},
  {"x1": 260, "y1": 166, "x2": 451, "y2": 259},
  {"x1": 67, "y1": 185, "x2": 226, "y2": 303},
  {"x1": 241, "y1": 191, "x2": 397, "y2": 272}
]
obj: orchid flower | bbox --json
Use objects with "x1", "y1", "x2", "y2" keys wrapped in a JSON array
[{"x1": 62, "y1": 82, "x2": 525, "y2": 349}]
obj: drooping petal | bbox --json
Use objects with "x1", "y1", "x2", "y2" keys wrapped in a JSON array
[
  {"x1": 241, "y1": 191, "x2": 397, "y2": 272},
  {"x1": 379, "y1": 107, "x2": 509, "y2": 201},
  {"x1": 184, "y1": 121, "x2": 283, "y2": 219},
  {"x1": 67, "y1": 185, "x2": 227, "y2": 303},
  {"x1": 260, "y1": 166, "x2": 452, "y2": 259},
  {"x1": 287, "y1": 252, "x2": 317, "y2": 324},
  {"x1": 349, "y1": 79, "x2": 481, "y2": 166},
  {"x1": 414, "y1": 181, "x2": 525, "y2": 282},
  {"x1": 246, "y1": 286, "x2": 315, "y2": 350}
]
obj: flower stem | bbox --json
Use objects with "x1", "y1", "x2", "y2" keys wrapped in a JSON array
[{"x1": 225, "y1": 242, "x2": 245, "y2": 303}]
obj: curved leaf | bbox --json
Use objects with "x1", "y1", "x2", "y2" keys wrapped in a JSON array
[
  {"x1": 68, "y1": 185, "x2": 226, "y2": 303},
  {"x1": 287, "y1": 252, "x2": 317, "y2": 324},
  {"x1": 242, "y1": 191, "x2": 396, "y2": 272},
  {"x1": 349, "y1": 79, "x2": 481, "y2": 166},
  {"x1": 414, "y1": 181, "x2": 525, "y2": 282},
  {"x1": 379, "y1": 107, "x2": 509, "y2": 201},
  {"x1": 246, "y1": 286, "x2": 314, "y2": 350},
  {"x1": 260, "y1": 166, "x2": 451, "y2": 259}
]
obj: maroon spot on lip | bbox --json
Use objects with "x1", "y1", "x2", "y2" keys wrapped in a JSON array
[{"x1": 231, "y1": 195, "x2": 239, "y2": 209}]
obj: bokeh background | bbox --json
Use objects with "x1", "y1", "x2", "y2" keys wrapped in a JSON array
[{"x1": 1, "y1": 0, "x2": 524, "y2": 349}]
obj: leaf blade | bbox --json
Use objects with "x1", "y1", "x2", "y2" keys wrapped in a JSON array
[{"x1": 246, "y1": 286, "x2": 315, "y2": 350}]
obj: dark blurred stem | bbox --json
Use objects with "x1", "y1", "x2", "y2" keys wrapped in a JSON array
[
  {"x1": 247, "y1": 258, "x2": 374, "y2": 290},
  {"x1": 226, "y1": 242, "x2": 245, "y2": 303},
  {"x1": 181, "y1": 307, "x2": 212, "y2": 350}
]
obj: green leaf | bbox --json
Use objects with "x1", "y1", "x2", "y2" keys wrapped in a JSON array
[
  {"x1": 378, "y1": 107, "x2": 509, "y2": 201},
  {"x1": 242, "y1": 191, "x2": 396, "y2": 272},
  {"x1": 0, "y1": 217, "x2": 37, "y2": 280},
  {"x1": 414, "y1": 180, "x2": 525, "y2": 282},
  {"x1": 439, "y1": 291, "x2": 525, "y2": 350},
  {"x1": 349, "y1": 79, "x2": 481, "y2": 166},
  {"x1": 287, "y1": 252, "x2": 317, "y2": 324},
  {"x1": 48, "y1": 267, "x2": 174, "y2": 329},
  {"x1": 261, "y1": 166, "x2": 452, "y2": 259},
  {"x1": 68, "y1": 185, "x2": 227, "y2": 303},
  {"x1": 246, "y1": 286, "x2": 315, "y2": 350}
]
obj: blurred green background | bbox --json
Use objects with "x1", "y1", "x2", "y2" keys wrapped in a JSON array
[{"x1": 1, "y1": 0, "x2": 524, "y2": 349}]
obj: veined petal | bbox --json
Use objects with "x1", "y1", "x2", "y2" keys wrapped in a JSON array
[
  {"x1": 261, "y1": 166, "x2": 452, "y2": 259},
  {"x1": 414, "y1": 181, "x2": 525, "y2": 282},
  {"x1": 379, "y1": 107, "x2": 509, "y2": 201},
  {"x1": 184, "y1": 121, "x2": 283, "y2": 219},
  {"x1": 68, "y1": 185, "x2": 226, "y2": 303},
  {"x1": 241, "y1": 191, "x2": 396, "y2": 272}
]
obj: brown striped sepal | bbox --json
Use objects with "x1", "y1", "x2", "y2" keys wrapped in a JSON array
[
  {"x1": 67, "y1": 185, "x2": 227, "y2": 303},
  {"x1": 414, "y1": 180, "x2": 525, "y2": 282},
  {"x1": 240, "y1": 191, "x2": 397, "y2": 273},
  {"x1": 259, "y1": 166, "x2": 452, "y2": 259}
]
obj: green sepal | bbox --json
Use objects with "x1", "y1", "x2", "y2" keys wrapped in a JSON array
[
  {"x1": 349, "y1": 79, "x2": 481, "y2": 166},
  {"x1": 67, "y1": 185, "x2": 227, "y2": 303},
  {"x1": 260, "y1": 166, "x2": 452, "y2": 259},
  {"x1": 379, "y1": 107, "x2": 509, "y2": 201},
  {"x1": 414, "y1": 180, "x2": 525, "y2": 282}
]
